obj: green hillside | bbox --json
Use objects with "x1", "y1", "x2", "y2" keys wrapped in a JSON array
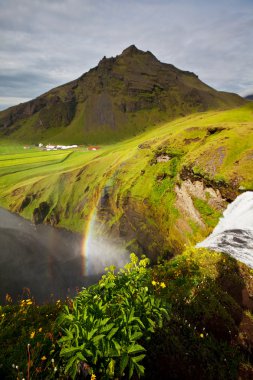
[
  {"x1": 1, "y1": 103, "x2": 252, "y2": 257},
  {"x1": 0, "y1": 45, "x2": 245, "y2": 145}
]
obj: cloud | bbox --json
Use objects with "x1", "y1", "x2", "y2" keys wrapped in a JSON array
[
  {"x1": 0, "y1": 97, "x2": 31, "y2": 111},
  {"x1": 0, "y1": 0, "x2": 252, "y2": 110}
]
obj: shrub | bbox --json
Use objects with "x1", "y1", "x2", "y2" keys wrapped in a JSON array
[{"x1": 58, "y1": 254, "x2": 169, "y2": 379}]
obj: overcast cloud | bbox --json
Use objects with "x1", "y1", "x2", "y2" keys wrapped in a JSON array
[{"x1": 0, "y1": 0, "x2": 252, "y2": 110}]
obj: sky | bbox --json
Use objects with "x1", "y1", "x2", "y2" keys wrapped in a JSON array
[{"x1": 0, "y1": 0, "x2": 253, "y2": 110}]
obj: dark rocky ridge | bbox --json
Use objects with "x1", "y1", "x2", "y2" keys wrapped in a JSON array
[{"x1": 0, "y1": 45, "x2": 245, "y2": 143}]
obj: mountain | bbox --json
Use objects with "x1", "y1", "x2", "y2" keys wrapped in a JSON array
[
  {"x1": 0, "y1": 45, "x2": 245, "y2": 144},
  {"x1": 245, "y1": 94, "x2": 253, "y2": 100}
]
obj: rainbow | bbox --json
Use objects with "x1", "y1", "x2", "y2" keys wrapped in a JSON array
[
  {"x1": 81, "y1": 205, "x2": 98, "y2": 276},
  {"x1": 81, "y1": 161, "x2": 126, "y2": 277}
]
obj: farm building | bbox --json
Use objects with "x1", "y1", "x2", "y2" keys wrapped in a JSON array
[{"x1": 87, "y1": 146, "x2": 100, "y2": 151}]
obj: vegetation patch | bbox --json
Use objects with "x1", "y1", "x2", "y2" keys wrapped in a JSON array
[
  {"x1": 193, "y1": 197, "x2": 221, "y2": 228},
  {"x1": 58, "y1": 254, "x2": 169, "y2": 379},
  {"x1": 1, "y1": 248, "x2": 253, "y2": 379}
]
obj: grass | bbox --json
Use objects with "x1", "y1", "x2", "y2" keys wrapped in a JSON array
[
  {"x1": 193, "y1": 197, "x2": 221, "y2": 228},
  {"x1": 0, "y1": 103, "x2": 252, "y2": 253}
]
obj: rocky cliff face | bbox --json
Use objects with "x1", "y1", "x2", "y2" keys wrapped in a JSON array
[
  {"x1": 94, "y1": 169, "x2": 240, "y2": 259},
  {"x1": 0, "y1": 45, "x2": 245, "y2": 143}
]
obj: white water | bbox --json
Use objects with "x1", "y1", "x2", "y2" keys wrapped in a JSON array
[{"x1": 197, "y1": 191, "x2": 253, "y2": 268}]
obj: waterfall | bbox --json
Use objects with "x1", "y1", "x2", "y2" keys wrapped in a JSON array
[{"x1": 197, "y1": 191, "x2": 253, "y2": 268}]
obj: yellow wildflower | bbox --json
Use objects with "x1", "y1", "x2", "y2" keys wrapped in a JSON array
[
  {"x1": 91, "y1": 374, "x2": 96, "y2": 380},
  {"x1": 27, "y1": 301, "x2": 33, "y2": 305},
  {"x1": 130, "y1": 253, "x2": 138, "y2": 264},
  {"x1": 41, "y1": 356, "x2": 47, "y2": 361},
  {"x1": 200, "y1": 333, "x2": 204, "y2": 338},
  {"x1": 30, "y1": 331, "x2": 35, "y2": 339},
  {"x1": 38, "y1": 327, "x2": 43, "y2": 332},
  {"x1": 160, "y1": 282, "x2": 166, "y2": 288},
  {"x1": 152, "y1": 280, "x2": 157, "y2": 286}
]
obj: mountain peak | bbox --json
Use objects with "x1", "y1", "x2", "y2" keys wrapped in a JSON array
[
  {"x1": 97, "y1": 45, "x2": 157, "y2": 69},
  {"x1": 120, "y1": 45, "x2": 158, "y2": 62},
  {"x1": 121, "y1": 44, "x2": 140, "y2": 56}
]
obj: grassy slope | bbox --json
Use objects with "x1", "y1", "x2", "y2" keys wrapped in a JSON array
[{"x1": 0, "y1": 103, "x2": 252, "y2": 253}]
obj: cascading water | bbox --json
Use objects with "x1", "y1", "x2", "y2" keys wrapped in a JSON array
[{"x1": 197, "y1": 191, "x2": 253, "y2": 268}]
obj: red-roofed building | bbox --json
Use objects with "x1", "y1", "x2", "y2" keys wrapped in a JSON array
[{"x1": 87, "y1": 146, "x2": 101, "y2": 151}]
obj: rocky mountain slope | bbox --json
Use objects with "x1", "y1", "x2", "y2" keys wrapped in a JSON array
[{"x1": 0, "y1": 45, "x2": 245, "y2": 144}]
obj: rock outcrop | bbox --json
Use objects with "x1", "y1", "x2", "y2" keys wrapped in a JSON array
[
  {"x1": 175, "y1": 179, "x2": 226, "y2": 227},
  {"x1": 33, "y1": 202, "x2": 50, "y2": 224}
]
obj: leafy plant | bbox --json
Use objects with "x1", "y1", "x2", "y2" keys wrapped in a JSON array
[{"x1": 58, "y1": 254, "x2": 169, "y2": 379}]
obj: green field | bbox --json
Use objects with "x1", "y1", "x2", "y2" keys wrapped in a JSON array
[{"x1": 0, "y1": 103, "x2": 253, "y2": 254}]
